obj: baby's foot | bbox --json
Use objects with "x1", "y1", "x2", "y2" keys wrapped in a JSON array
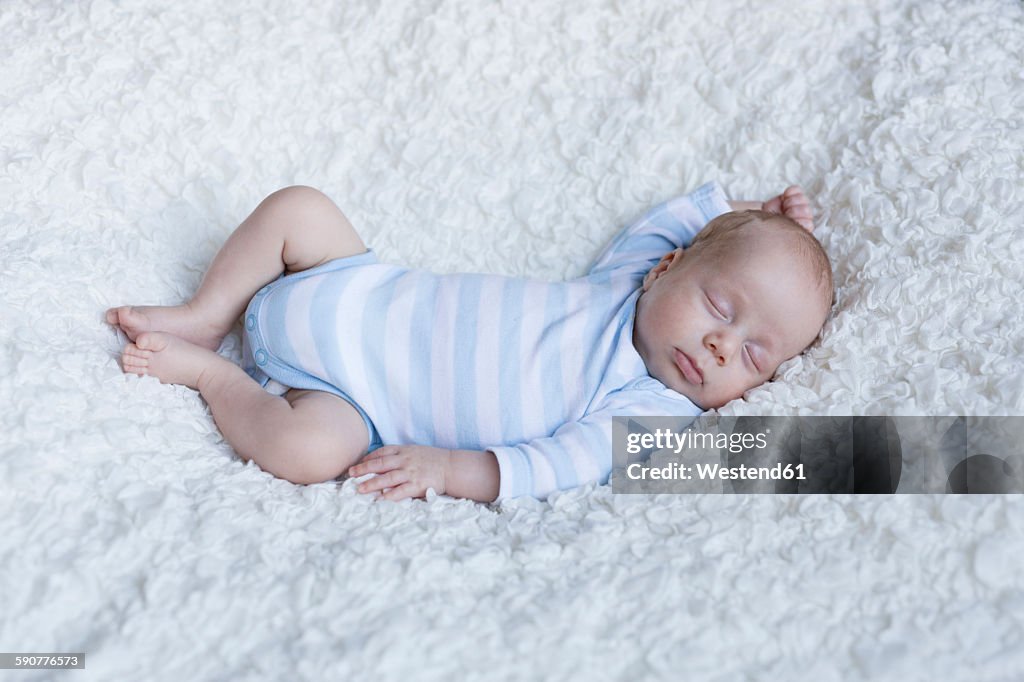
[
  {"x1": 763, "y1": 185, "x2": 814, "y2": 232},
  {"x1": 106, "y1": 302, "x2": 229, "y2": 351},
  {"x1": 120, "y1": 331, "x2": 224, "y2": 390}
]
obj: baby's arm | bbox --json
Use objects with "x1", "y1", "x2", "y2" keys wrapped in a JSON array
[
  {"x1": 348, "y1": 408, "x2": 613, "y2": 503},
  {"x1": 727, "y1": 200, "x2": 764, "y2": 211},
  {"x1": 446, "y1": 449, "x2": 501, "y2": 502}
]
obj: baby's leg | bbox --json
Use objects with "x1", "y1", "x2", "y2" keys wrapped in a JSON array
[
  {"x1": 106, "y1": 186, "x2": 367, "y2": 350},
  {"x1": 123, "y1": 331, "x2": 368, "y2": 483}
]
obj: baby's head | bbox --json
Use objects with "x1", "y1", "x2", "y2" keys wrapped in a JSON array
[{"x1": 632, "y1": 210, "x2": 833, "y2": 409}]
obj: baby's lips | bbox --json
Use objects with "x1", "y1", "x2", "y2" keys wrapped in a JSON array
[{"x1": 674, "y1": 348, "x2": 704, "y2": 385}]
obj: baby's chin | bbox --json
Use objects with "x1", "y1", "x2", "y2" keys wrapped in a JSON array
[
  {"x1": 672, "y1": 384, "x2": 708, "y2": 410},
  {"x1": 684, "y1": 390, "x2": 740, "y2": 411}
]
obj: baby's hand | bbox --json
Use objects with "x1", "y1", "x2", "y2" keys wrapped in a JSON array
[
  {"x1": 762, "y1": 185, "x2": 814, "y2": 232},
  {"x1": 346, "y1": 445, "x2": 451, "y2": 501}
]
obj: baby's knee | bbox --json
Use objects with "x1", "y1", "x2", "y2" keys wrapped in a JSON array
[
  {"x1": 267, "y1": 184, "x2": 329, "y2": 208},
  {"x1": 259, "y1": 428, "x2": 356, "y2": 485}
]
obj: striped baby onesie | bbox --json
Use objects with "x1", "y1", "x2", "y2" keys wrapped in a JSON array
[{"x1": 241, "y1": 181, "x2": 732, "y2": 501}]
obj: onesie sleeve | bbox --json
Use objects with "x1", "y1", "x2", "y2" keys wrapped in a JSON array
[
  {"x1": 488, "y1": 409, "x2": 615, "y2": 502},
  {"x1": 488, "y1": 381, "x2": 703, "y2": 502},
  {"x1": 587, "y1": 180, "x2": 732, "y2": 277}
]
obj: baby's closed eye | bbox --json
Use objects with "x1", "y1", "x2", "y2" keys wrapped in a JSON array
[
  {"x1": 744, "y1": 345, "x2": 761, "y2": 372},
  {"x1": 705, "y1": 293, "x2": 730, "y2": 320}
]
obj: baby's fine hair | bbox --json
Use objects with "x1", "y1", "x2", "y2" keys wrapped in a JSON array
[{"x1": 690, "y1": 209, "x2": 834, "y2": 310}]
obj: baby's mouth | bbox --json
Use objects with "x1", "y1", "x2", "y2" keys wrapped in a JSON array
[{"x1": 673, "y1": 348, "x2": 704, "y2": 385}]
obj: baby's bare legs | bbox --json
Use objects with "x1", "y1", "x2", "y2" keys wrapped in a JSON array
[
  {"x1": 122, "y1": 331, "x2": 369, "y2": 483},
  {"x1": 107, "y1": 186, "x2": 366, "y2": 349},
  {"x1": 111, "y1": 186, "x2": 370, "y2": 483}
]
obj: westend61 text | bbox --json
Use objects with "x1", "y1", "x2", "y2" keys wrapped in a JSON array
[
  {"x1": 625, "y1": 428, "x2": 769, "y2": 455},
  {"x1": 626, "y1": 462, "x2": 807, "y2": 481}
]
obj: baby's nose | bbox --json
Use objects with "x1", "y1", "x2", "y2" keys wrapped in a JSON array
[{"x1": 706, "y1": 335, "x2": 738, "y2": 365}]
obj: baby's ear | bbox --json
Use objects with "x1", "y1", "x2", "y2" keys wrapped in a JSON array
[{"x1": 642, "y1": 248, "x2": 684, "y2": 291}]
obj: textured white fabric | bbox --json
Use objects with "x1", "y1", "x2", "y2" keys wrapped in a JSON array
[{"x1": 2, "y1": 0, "x2": 1023, "y2": 680}]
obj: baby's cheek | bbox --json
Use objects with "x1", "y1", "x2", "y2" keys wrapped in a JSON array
[
  {"x1": 740, "y1": 368, "x2": 774, "y2": 397},
  {"x1": 714, "y1": 373, "x2": 757, "y2": 408}
]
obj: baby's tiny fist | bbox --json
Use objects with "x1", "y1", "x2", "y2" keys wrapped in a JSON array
[{"x1": 762, "y1": 195, "x2": 783, "y2": 215}]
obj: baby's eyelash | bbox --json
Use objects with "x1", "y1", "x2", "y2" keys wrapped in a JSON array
[
  {"x1": 745, "y1": 346, "x2": 760, "y2": 372},
  {"x1": 705, "y1": 294, "x2": 727, "y2": 319}
]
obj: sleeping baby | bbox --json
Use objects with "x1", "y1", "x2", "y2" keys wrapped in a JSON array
[{"x1": 105, "y1": 181, "x2": 832, "y2": 503}]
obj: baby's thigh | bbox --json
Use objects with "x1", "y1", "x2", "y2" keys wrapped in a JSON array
[
  {"x1": 281, "y1": 388, "x2": 370, "y2": 480},
  {"x1": 273, "y1": 186, "x2": 368, "y2": 274}
]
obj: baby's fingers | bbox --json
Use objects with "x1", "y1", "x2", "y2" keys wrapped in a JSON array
[
  {"x1": 781, "y1": 193, "x2": 809, "y2": 212},
  {"x1": 782, "y1": 185, "x2": 806, "y2": 200},
  {"x1": 347, "y1": 448, "x2": 400, "y2": 477},
  {"x1": 380, "y1": 482, "x2": 423, "y2": 502},
  {"x1": 762, "y1": 195, "x2": 783, "y2": 214},
  {"x1": 781, "y1": 192, "x2": 814, "y2": 231},
  {"x1": 357, "y1": 469, "x2": 409, "y2": 494},
  {"x1": 785, "y1": 209, "x2": 814, "y2": 232},
  {"x1": 783, "y1": 200, "x2": 812, "y2": 218}
]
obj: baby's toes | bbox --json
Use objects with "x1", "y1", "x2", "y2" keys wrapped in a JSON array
[
  {"x1": 106, "y1": 306, "x2": 143, "y2": 342},
  {"x1": 122, "y1": 363, "x2": 145, "y2": 377},
  {"x1": 108, "y1": 305, "x2": 138, "y2": 327},
  {"x1": 121, "y1": 348, "x2": 149, "y2": 374}
]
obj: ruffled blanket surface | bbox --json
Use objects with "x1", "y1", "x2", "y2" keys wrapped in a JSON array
[{"x1": 1, "y1": 0, "x2": 1022, "y2": 679}]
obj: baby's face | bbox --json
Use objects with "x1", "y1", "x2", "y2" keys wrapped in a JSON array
[{"x1": 632, "y1": 230, "x2": 828, "y2": 410}]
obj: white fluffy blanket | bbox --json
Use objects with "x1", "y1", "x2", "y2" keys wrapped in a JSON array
[{"x1": 2, "y1": 0, "x2": 1023, "y2": 679}]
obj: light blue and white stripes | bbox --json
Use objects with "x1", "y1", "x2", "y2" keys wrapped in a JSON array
[
  {"x1": 242, "y1": 181, "x2": 732, "y2": 501},
  {"x1": 587, "y1": 180, "x2": 730, "y2": 278}
]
